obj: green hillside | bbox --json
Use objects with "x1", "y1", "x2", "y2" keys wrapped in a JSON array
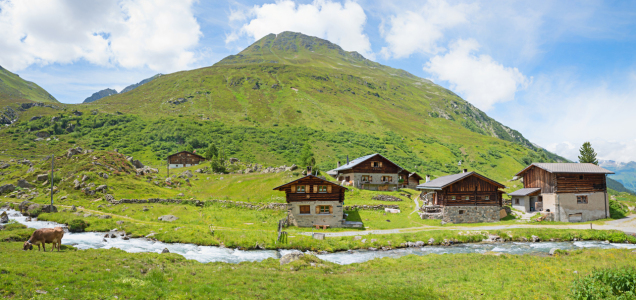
[
  {"x1": 0, "y1": 32, "x2": 565, "y2": 183},
  {"x1": 0, "y1": 65, "x2": 58, "y2": 104}
]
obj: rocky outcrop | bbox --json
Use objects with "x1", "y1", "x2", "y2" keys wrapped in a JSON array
[
  {"x1": 371, "y1": 195, "x2": 403, "y2": 202},
  {"x1": 0, "y1": 211, "x2": 8, "y2": 223},
  {"x1": 136, "y1": 166, "x2": 158, "y2": 175},
  {"x1": 158, "y1": 215, "x2": 178, "y2": 222},
  {"x1": 36, "y1": 174, "x2": 48, "y2": 181},
  {"x1": 280, "y1": 252, "x2": 303, "y2": 265},
  {"x1": 0, "y1": 184, "x2": 15, "y2": 194},
  {"x1": 66, "y1": 146, "x2": 83, "y2": 158},
  {"x1": 16, "y1": 179, "x2": 34, "y2": 189},
  {"x1": 83, "y1": 88, "x2": 118, "y2": 104}
]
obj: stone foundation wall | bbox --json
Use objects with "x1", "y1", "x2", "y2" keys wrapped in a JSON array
[
  {"x1": 110, "y1": 198, "x2": 288, "y2": 210},
  {"x1": 442, "y1": 206, "x2": 500, "y2": 224},
  {"x1": 418, "y1": 212, "x2": 443, "y2": 220}
]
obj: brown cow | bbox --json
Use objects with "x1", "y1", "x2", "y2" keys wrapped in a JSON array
[{"x1": 23, "y1": 227, "x2": 65, "y2": 252}]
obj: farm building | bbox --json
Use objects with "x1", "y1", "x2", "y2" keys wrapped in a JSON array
[
  {"x1": 167, "y1": 151, "x2": 206, "y2": 169},
  {"x1": 328, "y1": 154, "x2": 422, "y2": 190},
  {"x1": 273, "y1": 174, "x2": 361, "y2": 228},
  {"x1": 510, "y1": 163, "x2": 614, "y2": 222},
  {"x1": 417, "y1": 169, "x2": 506, "y2": 223}
]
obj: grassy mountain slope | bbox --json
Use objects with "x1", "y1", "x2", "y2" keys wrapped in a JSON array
[
  {"x1": 600, "y1": 160, "x2": 636, "y2": 193},
  {"x1": 0, "y1": 32, "x2": 565, "y2": 183},
  {"x1": 0, "y1": 65, "x2": 58, "y2": 104}
]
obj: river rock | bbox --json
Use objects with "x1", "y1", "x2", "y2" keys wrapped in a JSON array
[
  {"x1": 531, "y1": 235, "x2": 540, "y2": 243},
  {"x1": 549, "y1": 248, "x2": 558, "y2": 256},
  {"x1": 0, "y1": 211, "x2": 8, "y2": 223},
  {"x1": 162, "y1": 248, "x2": 170, "y2": 253},
  {"x1": 158, "y1": 215, "x2": 178, "y2": 222},
  {"x1": 280, "y1": 252, "x2": 303, "y2": 265}
]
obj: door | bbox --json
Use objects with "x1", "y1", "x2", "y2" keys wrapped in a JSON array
[{"x1": 530, "y1": 197, "x2": 536, "y2": 212}]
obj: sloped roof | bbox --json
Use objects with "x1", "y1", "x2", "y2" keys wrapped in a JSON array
[
  {"x1": 331, "y1": 153, "x2": 405, "y2": 172},
  {"x1": 167, "y1": 151, "x2": 206, "y2": 160},
  {"x1": 272, "y1": 174, "x2": 348, "y2": 191},
  {"x1": 416, "y1": 171, "x2": 505, "y2": 190},
  {"x1": 516, "y1": 163, "x2": 614, "y2": 176},
  {"x1": 508, "y1": 188, "x2": 541, "y2": 196}
]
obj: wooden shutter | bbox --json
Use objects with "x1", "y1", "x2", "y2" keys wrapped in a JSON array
[
  {"x1": 306, "y1": 185, "x2": 310, "y2": 193},
  {"x1": 291, "y1": 185, "x2": 296, "y2": 193},
  {"x1": 329, "y1": 206, "x2": 333, "y2": 214},
  {"x1": 327, "y1": 185, "x2": 332, "y2": 193},
  {"x1": 380, "y1": 162, "x2": 383, "y2": 167},
  {"x1": 371, "y1": 162, "x2": 374, "y2": 167},
  {"x1": 313, "y1": 185, "x2": 318, "y2": 193},
  {"x1": 316, "y1": 206, "x2": 320, "y2": 214}
]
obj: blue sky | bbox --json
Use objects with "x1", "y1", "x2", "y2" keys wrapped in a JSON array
[{"x1": 1, "y1": 0, "x2": 636, "y2": 162}]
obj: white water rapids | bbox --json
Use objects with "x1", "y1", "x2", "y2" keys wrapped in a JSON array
[{"x1": 5, "y1": 209, "x2": 636, "y2": 265}]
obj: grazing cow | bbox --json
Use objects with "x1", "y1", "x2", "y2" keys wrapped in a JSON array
[{"x1": 23, "y1": 227, "x2": 65, "y2": 251}]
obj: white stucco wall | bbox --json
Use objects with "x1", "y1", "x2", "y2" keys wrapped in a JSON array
[
  {"x1": 553, "y1": 192, "x2": 608, "y2": 222},
  {"x1": 169, "y1": 164, "x2": 195, "y2": 169},
  {"x1": 511, "y1": 196, "x2": 528, "y2": 212}
]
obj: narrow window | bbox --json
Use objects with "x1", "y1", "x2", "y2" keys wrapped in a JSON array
[
  {"x1": 296, "y1": 185, "x2": 306, "y2": 193},
  {"x1": 463, "y1": 195, "x2": 470, "y2": 200},
  {"x1": 373, "y1": 161, "x2": 380, "y2": 168},
  {"x1": 299, "y1": 205, "x2": 310, "y2": 214},
  {"x1": 579, "y1": 175, "x2": 584, "y2": 180},
  {"x1": 484, "y1": 195, "x2": 490, "y2": 200},
  {"x1": 318, "y1": 185, "x2": 327, "y2": 193},
  {"x1": 515, "y1": 198, "x2": 519, "y2": 205},
  {"x1": 577, "y1": 195, "x2": 588, "y2": 204}
]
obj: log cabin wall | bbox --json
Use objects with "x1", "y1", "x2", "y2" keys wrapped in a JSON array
[
  {"x1": 350, "y1": 155, "x2": 401, "y2": 174},
  {"x1": 279, "y1": 177, "x2": 345, "y2": 203},
  {"x1": 168, "y1": 152, "x2": 205, "y2": 165},
  {"x1": 522, "y1": 166, "x2": 556, "y2": 193},
  {"x1": 554, "y1": 173, "x2": 606, "y2": 193},
  {"x1": 439, "y1": 175, "x2": 502, "y2": 206}
]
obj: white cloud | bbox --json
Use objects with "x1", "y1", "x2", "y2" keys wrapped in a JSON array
[
  {"x1": 227, "y1": 0, "x2": 372, "y2": 58},
  {"x1": 379, "y1": 0, "x2": 476, "y2": 59},
  {"x1": 0, "y1": 0, "x2": 202, "y2": 72},
  {"x1": 424, "y1": 38, "x2": 530, "y2": 111}
]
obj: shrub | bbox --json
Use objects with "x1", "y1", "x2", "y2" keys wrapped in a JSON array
[
  {"x1": 571, "y1": 267, "x2": 636, "y2": 299},
  {"x1": 3, "y1": 221, "x2": 27, "y2": 231},
  {"x1": 68, "y1": 219, "x2": 89, "y2": 232}
]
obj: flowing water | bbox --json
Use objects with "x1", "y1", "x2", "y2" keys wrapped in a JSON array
[{"x1": 5, "y1": 209, "x2": 636, "y2": 265}]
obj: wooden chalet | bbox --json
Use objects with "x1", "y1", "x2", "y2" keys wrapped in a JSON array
[
  {"x1": 510, "y1": 163, "x2": 614, "y2": 222},
  {"x1": 329, "y1": 153, "x2": 421, "y2": 190},
  {"x1": 167, "y1": 151, "x2": 206, "y2": 169},
  {"x1": 273, "y1": 174, "x2": 356, "y2": 228},
  {"x1": 417, "y1": 169, "x2": 505, "y2": 207}
]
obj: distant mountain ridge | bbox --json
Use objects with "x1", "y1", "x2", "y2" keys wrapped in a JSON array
[
  {"x1": 82, "y1": 74, "x2": 162, "y2": 104},
  {"x1": 83, "y1": 88, "x2": 118, "y2": 103},
  {"x1": 600, "y1": 159, "x2": 636, "y2": 193},
  {"x1": 0, "y1": 65, "x2": 58, "y2": 104}
]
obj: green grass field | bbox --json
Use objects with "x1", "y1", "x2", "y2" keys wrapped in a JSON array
[{"x1": 1, "y1": 242, "x2": 636, "y2": 299}]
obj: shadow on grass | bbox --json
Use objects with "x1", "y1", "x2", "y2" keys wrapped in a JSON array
[{"x1": 344, "y1": 210, "x2": 366, "y2": 231}]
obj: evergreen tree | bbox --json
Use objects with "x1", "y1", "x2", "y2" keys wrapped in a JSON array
[
  {"x1": 205, "y1": 143, "x2": 218, "y2": 160},
  {"x1": 578, "y1": 142, "x2": 598, "y2": 165},
  {"x1": 185, "y1": 144, "x2": 194, "y2": 153},
  {"x1": 299, "y1": 144, "x2": 314, "y2": 167}
]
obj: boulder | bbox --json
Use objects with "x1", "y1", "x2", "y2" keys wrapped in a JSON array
[
  {"x1": 549, "y1": 248, "x2": 559, "y2": 256},
  {"x1": 116, "y1": 221, "x2": 124, "y2": 225},
  {"x1": 41, "y1": 205, "x2": 57, "y2": 213},
  {"x1": 280, "y1": 252, "x2": 304, "y2": 265},
  {"x1": 71, "y1": 205, "x2": 77, "y2": 212},
  {"x1": 95, "y1": 185, "x2": 108, "y2": 193},
  {"x1": 162, "y1": 248, "x2": 170, "y2": 254},
  {"x1": 81, "y1": 174, "x2": 88, "y2": 182},
  {"x1": 158, "y1": 215, "x2": 178, "y2": 222},
  {"x1": 428, "y1": 238, "x2": 435, "y2": 245},
  {"x1": 29, "y1": 116, "x2": 42, "y2": 121},
  {"x1": 73, "y1": 179, "x2": 81, "y2": 189},
  {"x1": 181, "y1": 170, "x2": 193, "y2": 178},
  {"x1": 26, "y1": 203, "x2": 42, "y2": 217},
  {"x1": 36, "y1": 174, "x2": 48, "y2": 181},
  {"x1": 0, "y1": 211, "x2": 8, "y2": 223},
  {"x1": 0, "y1": 184, "x2": 15, "y2": 194},
  {"x1": 229, "y1": 158, "x2": 239, "y2": 164},
  {"x1": 18, "y1": 200, "x2": 34, "y2": 212},
  {"x1": 99, "y1": 215, "x2": 112, "y2": 219},
  {"x1": 131, "y1": 159, "x2": 144, "y2": 168},
  {"x1": 16, "y1": 179, "x2": 34, "y2": 189},
  {"x1": 531, "y1": 235, "x2": 540, "y2": 243},
  {"x1": 104, "y1": 194, "x2": 115, "y2": 202}
]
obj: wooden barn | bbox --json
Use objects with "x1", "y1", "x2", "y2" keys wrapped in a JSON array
[
  {"x1": 510, "y1": 163, "x2": 614, "y2": 222},
  {"x1": 417, "y1": 169, "x2": 505, "y2": 223},
  {"x1": 273, "y1": 175, "x2": 360, "y2": 228},
  {"x1": 167, "y1": 151, "x2": 206, "y2": 169},
  {"x1": 328, "y1": 153, "x2": 421, "y2": 190}
]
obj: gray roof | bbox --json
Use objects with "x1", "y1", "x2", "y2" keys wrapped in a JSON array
[
  {"x1": 416, "y1": 172, "x2": 505, "y2": 190},
  {"x1": 508, "y1": 188, "x2": 541, "y2": 196},
  {"x1": 331, "y1": 153, "x2": 405, "y2": 172},
  {"x1": 516, "y1": 163, "x2": 614, "y2": 176}
]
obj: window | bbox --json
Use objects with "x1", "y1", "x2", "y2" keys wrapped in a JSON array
[
  {"x1": 296, "y1": 185, "x2": 306, "y2": 193},
  {"x1": 318, "y1": 205, "x2": 330, "y2": 214},
  {"x1": 361, "y1": 175, "x2": 370, "y2": 182},
  {"x1": 299, "y1": 205, "x2": 310, "y2": 214},
  {"x1": 579, "y1": 175, "x2": 584, "y2": 180},
  {"x1": 458, "y1": 210, "x2": 465, "y2": 215},
  {"x1": 381, "y1": 176, "x2": 393, "y2": 182},
  {"x1": 318, "y1": 185, "x2": 327, "y2": 193},
  {"x1": 577, "y1": 195, "x2": 588, "y2": 204},
  {"x1": 484, "y1": 195, "x2": 490, "y2": 200},
  {"x1": 514, "y1": 198, "x2": 519, "y2": 205},
  {"x1": 451, "y1": 196, "x2": 456, "y2": 200},
  {"x1": 463, "y1": 195, "x2": 470, "y2": 200},
  {"x1": 372, "y1": 161, "x2": 380, "y2": 168}
]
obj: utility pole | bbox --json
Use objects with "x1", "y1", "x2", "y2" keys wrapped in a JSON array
[
  {"x1": 50, "y1": 154, "x2": 54, "y2": 206},
  {"x1": 167, "y1": 158, "x2": 169, "y2": 177}
]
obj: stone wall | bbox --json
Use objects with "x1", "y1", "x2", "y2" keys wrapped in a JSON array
[
  {"x1": 418, "y1": 212, "x2": 443, "y2": 220},
  {"x1": 442, "y1": 206, "x2": 500, "y2": 224},
  {"x1": 288, "y1": 201, "x2": 344, "y2": 228},
  {"x1": 343, "y1": 204, "x2": 400, "y2": 211},
  {"x1": 109, "y1": 198, "x2": 288, "y2": 210}
]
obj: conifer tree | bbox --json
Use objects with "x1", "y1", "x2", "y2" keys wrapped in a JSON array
[
  {"x1": 205, "y1": 143, "x2": 218, "y2": 160},
  {"x1": 578, "y1": 142, "x2": 598, "y2": 165}
]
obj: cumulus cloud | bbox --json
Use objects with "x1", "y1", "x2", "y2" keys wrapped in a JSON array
[
  {"x1": 424, "y1": 39, "x2": 530, "y2": 111},
  {"x1": 226, "y1": 0, "x2": 372, "y2": 58},
  {"x1": 379, "y1": 0, "x2": 476, "y2": 59},
  {"x1": 0, "y1": 0, "x2": 202, "y2": 72}
]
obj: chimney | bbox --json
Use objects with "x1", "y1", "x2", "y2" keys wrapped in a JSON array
[
  {"x1": 307, "y1": 166, "x2": 312, "y2": 175},
  {"x1": 346, "y1": 155, "x2": 349, "y2": 165},
  {"x1": 426, "y1": 175, "x2": 430, "y2": 183},
  {"x1": 463, "y1": 169, "x2": 468, "y2": 173},
  {"x1": 337, "y1": 161, "x2": 341, "y2": 168}
]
